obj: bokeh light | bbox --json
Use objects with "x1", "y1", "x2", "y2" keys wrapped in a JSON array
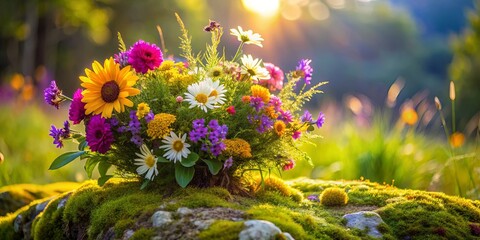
[{"x1": 242, "y1": 0, "x2": 280, "y2": 17}]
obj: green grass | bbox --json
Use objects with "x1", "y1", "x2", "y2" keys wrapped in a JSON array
[{"x1": 0, "y1": 103, "x2": 86, "y2": 185}]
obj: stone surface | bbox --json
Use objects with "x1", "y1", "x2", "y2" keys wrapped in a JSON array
[
  {"x1": 238, "y1": 220, "x2": 282, "y2": 240},
  {"x1": 342, "y1": 211, "x2": 385, "y2": 239},
  {"x1": 151, "y1": 210, "x2": 173, "y2": 227},
  {"x1": 176, "y1": 207, "x2": 194, "y2": 216}
]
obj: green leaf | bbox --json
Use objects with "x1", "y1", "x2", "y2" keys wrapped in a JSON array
[
  {"x1": 78, "y1": 140, "x2": 88, "y2": 151},
  {"x1": 140, "y1": 179, "x2": 150, "y2": 190},
  {"x1": 307, "y1": 125, "x2": 315, "y2": 132},
  {"x1": 98, "y1": 161, "x2": 111, "y2": 176},
  {"x1": 175, "y1": 164, "x2": 195, "y2": 188},
  {"x1": 202, "y1": 159, "x2": 222, "y2": 175},
  {"x1": 157, "y1": 156, "x2": 170, "y2": 163},
  {"x1": 84, "y1": 157, "x2": 100, "y2": 178},
  {"x1": 49, "y1": 151, "x2": 85, "y2": 170},
  {"x1": 180, "y1": 152, "x2": 199, "y2": 167},
  {"x1": 98, "y1": 175, "x2": 113, "y2": 186}
]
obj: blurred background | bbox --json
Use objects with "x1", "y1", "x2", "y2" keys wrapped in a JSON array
[{"x1": 0, "y1": 0, "x2": 479, "y2": 199}]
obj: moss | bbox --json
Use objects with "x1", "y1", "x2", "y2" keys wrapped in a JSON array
[
  {"x1": 198, "y1": 220, "x2": 244, "y2": 240},
  {"x1": 129, "y1": 228, "x2": 156, "y2": 240},
  {"x1": 377, "y1": 200, "x2": 473, "y2": 239},
  {"x1": 114, "y1": 219, "x2": 136, "y2": 237},
  {"x1": 320, "y1": 187, "x2": 348, "y2": 207},
  {"x1": 0, "y1": 182, "x2": 80, "y2": 215},
  {"x1": 247, "y1": 204, "x2": 309, "y2": 239},
  {"x1": 33, "y1": 194, "x2": 69, "y2": 240},
  {"x1": 87, "y1": 192, "x2": 160, "y2": 238},
  {"x1": 164, "y1": 187, "x2": 233, "y2": 210},
  {"x1": 254, "y1": 177, "x2": 304, "y2": 203}
]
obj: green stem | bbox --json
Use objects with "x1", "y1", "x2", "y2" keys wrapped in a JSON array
[
  {"x1": 232, "y1": 42, "x2": 244, "y2": 62},
  {"x1": 451, "y1": 98, "x2": 456, "y2": 133},
  {"x1": 439, "y1": 109, "x2": 463, "y2": 196},
  {"x1": 61, "y1": 94, "x2": 73, "y2": 101}
]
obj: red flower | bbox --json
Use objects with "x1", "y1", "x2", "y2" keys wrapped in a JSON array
[{"x1": 226, "y1": 106, "x2": 236, "y2": 115}]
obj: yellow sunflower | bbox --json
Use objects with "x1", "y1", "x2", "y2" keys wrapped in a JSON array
[{"x1": 80, "y1": 58, "x2": 140, "y2": 118}]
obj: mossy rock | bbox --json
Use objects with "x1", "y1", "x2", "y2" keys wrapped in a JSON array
[{"x1": 1, "y1": 177, "x2": 479, "y2": 239}]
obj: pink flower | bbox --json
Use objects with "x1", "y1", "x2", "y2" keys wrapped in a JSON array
[
  {"x1": 69, "y1": 89, "x2": 86, "y2": 124},
  {"x1": 261, "y1": 63, "x2": 284, "y2": 91},
  {"x1": 292, "y1": 131, "x2": 301, "y2": 140},
  {"x1": 128, "y1": 40, "x2": 163, "y2": 73},
  {"x1": 176, "y1": 96, "x2": 184, "y2": 103},
  {"x1": 283, "y1": 159, "x2": 295, "y2": 171}
]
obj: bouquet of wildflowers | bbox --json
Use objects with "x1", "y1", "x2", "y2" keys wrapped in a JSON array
[{"x1": 44, "y1": 15, "x2": 326, "y2": 190}]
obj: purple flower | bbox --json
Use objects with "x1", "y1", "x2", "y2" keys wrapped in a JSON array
[
  {"x1": 269, "y1": 96, "x2": 282, "y2": 111},
  {"x1": 128, "y1": 40, "x2": 163, "y2": 73},
  {"x1": 223, "y1": 157, "x2": 233, "y2": 169},
  {"x1": 69, "y1": 89, "x2": 86, "y2": 124},
  {"x1": 316, "y1": 112, "x2": 325, "y2": 128},
  {"x1": 307, "y1": 194, "x2": 320, "y2": 202},
  {"x1": 300, "y1": 110, "x2": 313, "y2": 123},
  {"x1": 128, "y1": 110, "x2": 141, "y2": 135},
  {"x1": 49, "y1": 120, "x2": 71, "y2": 148},
  {"x1": 189, "y1": 119, "x2": 208, "y2": 143},
  {"x1": 207, "y1": 120, "x2": 228, "y2": 157},
  {"x1": 117, "y1": 126, "x2": 128, "y2": 133},
  {"x1": 130, "y1": 135, "x2": 143, "y2": 147},
  {"x1": 278, "y1": 110, "x2": 293, "y2": 123},
  {"x1": 258, "y1": 115, "x2": 274, "y2": 133},
  {"x1": 86, "y1": 115, "x2": 114, "y2": 154},
  {"x1": 109, "y1": 117, "x2": 119, "y2": 127},
  {"x1": 44, "y1": 80, "x2": 62, "y2": 109},
  {"x1": 145, "y1": 111, "x2": 154, "y2": 123},
  {"x1": 204, "y1": 20, "x2": 221, "y2": 32},
  {"x1": 296, "y1": 59, "x2": 313, "y2": 85},
  {"x1": 49, "y1": 125, "x2": 64, "y2": 148},
  {"x1": 250, "y1": 97, "x2": 264, "y2": 112},
  {"x1": 114, "y1": 51, "x2": 130, "y2": 68}
]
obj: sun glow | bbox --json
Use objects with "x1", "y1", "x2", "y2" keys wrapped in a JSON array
[{"x1": 242, "y1": 0, "x2": 280, "y2": 17}]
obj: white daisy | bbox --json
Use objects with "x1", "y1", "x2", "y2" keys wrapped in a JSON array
[
  {"x1": 184, "y1": 81, "x2": 216, "y2": 112},
  {"x1": 230, "y1": 26, "x2": 264, "y2": 47},
  {"x1": 160, "y1": 132, "x2": 191, "y2": 163},
  {"x1": 134, "y1": 144, "x2": 159, "y2": 180},
  {"x1": 241, "y1": 54, "x2": 270, "y2": 83},
  {"x1": 205, "y1": 78, "x2": 227, "y2": 105}
]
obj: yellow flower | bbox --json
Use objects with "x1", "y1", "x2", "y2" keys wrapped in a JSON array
[
  {"x1": 274, "y1": 121, "x2": 286, "y2": 136},
  {"x1": 251, "y1": 85, "x2": 270, "y2": 103},
  {"x1": 401, "y1": 107, "x2": 418, "y2": 126},
  {"x1": 223, "y1": 138, "x2": 252, "y2": 158},
  {"x1": 147, "y1": 113, "x2": 176, "y2": 139},
  {"x1": 159, "y1": 60, "x2": 175, "y2": 71},
  {"x1": 136, "y1": 103, "x2": 150, "y2": 119},
  {"x1": 80, "y1": 57, "x2": 140, "y2": 118},
  {"x1": 450, "y1": 132, "x2": 465, "y2": 148}
]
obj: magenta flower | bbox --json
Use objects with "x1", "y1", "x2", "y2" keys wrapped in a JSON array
[
  {"x1": 262, "y1": 63, "x2": 284, "y2": 91},
  {"x1": 69, "y1": 89, "x2": 86, "y2": 124},
  {"x1": 283, "y1": 159, "x2": 296, "y2": 171},
  {"x1": 86, "y1": 115, "x2": 114, "y2": 154},
  {"x1": 128, "y1": 40, "x2": 163, "y2": 73},
  {"x1": 296, "y1": 59, "x2": 313, "y2": 85},
  {"x1": 292, "y1": 131, "x2": 301, "y2": 140},
  {"x1": 44, "y1": 80, "x2": 62, "y2": 109}
]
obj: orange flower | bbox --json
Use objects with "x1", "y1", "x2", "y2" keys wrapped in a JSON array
[
  {"x1": 449, "y1": 132, "x2": 465, "y2": 148},
  {"x1": 401, "y1": 108, "x2": 418, "y2": 126}
]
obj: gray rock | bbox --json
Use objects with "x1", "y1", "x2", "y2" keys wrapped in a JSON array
[
  {"x1": 176, "y1": 207, "x2": 193, "y2": 216},
  {"x1": 13, "y1": 214, "x2": 23, "y2": 233},
  {"x1": 151, "y1": 210, "x2": 173, "y2": 227},
  {"x1": 342, "y1": 211, "x2": 385, "y2": 239},
  {"x1": 239, "y1": 220, "x2": 282, "y2": 240},
  {"x1": 282, "y1": 232, "x2": 295, "y2": 240},
  {"x1": 122, "y1": 229, "x2": 135, "y2": 240},
  {"x1": 193, "y1": 219, "x2": 215, "y2": 230}
]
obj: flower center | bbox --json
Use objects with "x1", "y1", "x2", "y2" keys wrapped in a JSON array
[
  {"x1": 241, "y1": 35, "x2": 250, "y2": 42},
  {"x1": 101, "y1": 81, "x2": 120, "y2": 103},
  {"x1": 145, "y1": 155, "x2": 155, "y2": 168},
  {"x1": 209, "y1": 89, "x2": 218, "y2": 98},
  {"x1": 212, "y1": 70, "x2": 221, "y2": 77},
  {"x1": 247, "y1": 69, "x2": 256, "y2": 76},
  {"x1": 195, "y1": 93, "x2": 208, "y2": 104},
  {"x1": 172, "y1": 140, "x2": 184, "y2": 152},
  {"x1": 95, "y1": 130, "x2": 103, "y2": 139}
]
